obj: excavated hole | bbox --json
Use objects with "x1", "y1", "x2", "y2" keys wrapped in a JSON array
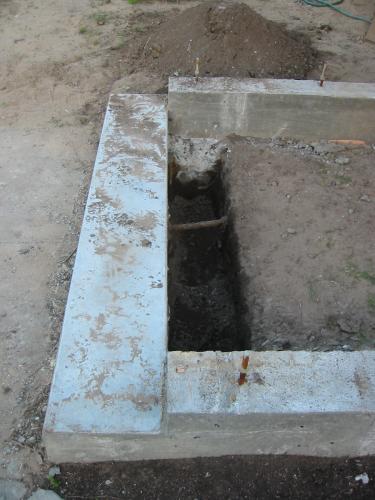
[{"x1": 168, "y1": 160, "x2": 249, "y2": 351}]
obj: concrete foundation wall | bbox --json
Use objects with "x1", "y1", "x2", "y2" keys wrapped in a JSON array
[
  {"x1": 45, "y1": 413, "x2": 375, "y2": 463},
  {"x1": 168, "y1": 77, "x2": 375, "y2": 141},
  {"x1": 168, "y1": 351, "x2": 375, "y2": 414},
  {"x1": 46, "y1": 350, "x2": 375, "y2": 462},
  {"x1": 44, "y1": 81, "x2": 375, "y2": 463},
  {"x1": 43, "y1": 94, "x2": 168, "y2": 446}
]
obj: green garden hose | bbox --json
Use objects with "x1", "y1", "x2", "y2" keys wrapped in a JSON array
[{"x1": 302, "y1": 0, "x2": 372, "y2": 23}]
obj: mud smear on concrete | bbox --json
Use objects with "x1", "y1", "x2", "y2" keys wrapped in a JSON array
[
  {"x1": 128, "y1": 1, "x2": 318, "y2": 80},
  {"x1": 168, "y1": 161, "x2": 248, "y2": 351}
]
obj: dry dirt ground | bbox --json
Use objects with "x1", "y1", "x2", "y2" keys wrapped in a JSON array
[
  {"x1": 1, "y1": 0, "x2": 375, "y2": 496},
  {"x1": 224, "y1": 138, "x2": 375, "y2": 351}
]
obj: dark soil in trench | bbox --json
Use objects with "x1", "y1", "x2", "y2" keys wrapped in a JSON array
[{"x1": 168, "y1": 168, "x2": 246, "y2": 351}]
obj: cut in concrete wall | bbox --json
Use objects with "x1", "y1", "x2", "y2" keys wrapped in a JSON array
[{"x1": 168, "y1": 77, "x2": 375, "y2": 141}]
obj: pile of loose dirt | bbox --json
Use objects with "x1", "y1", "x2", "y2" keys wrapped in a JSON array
[{"x1": 129, "y1": 1, "x2": 318, "y2": 79}]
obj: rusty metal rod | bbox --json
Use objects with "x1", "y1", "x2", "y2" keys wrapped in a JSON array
[{"x1": 169, "y1": 215, "x2": 228, "y2": 232}]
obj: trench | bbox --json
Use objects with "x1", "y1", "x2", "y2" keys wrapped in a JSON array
[{"x1": 168, "y1": 161, "x2": 249, "y2": 351}]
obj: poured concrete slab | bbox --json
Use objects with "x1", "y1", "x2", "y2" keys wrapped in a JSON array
[
  {"x1": 168, "y1": 77, "x2": 375, "y2": 141},
  {"x1": 44, "y1": 94, "x2": 168, "y2": 453}
]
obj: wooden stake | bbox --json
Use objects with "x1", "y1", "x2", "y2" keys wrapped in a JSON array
[
  {"x1": 194, "y1": 57, "x2": 200, "y2": 82},
  {"x1": 319, "y1": 63, "x2": 327, "y2": 87}
]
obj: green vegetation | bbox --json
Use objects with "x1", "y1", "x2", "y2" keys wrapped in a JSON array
[
  {"x1": 307, "y1": 280, "x2": 319, "y2": 303},
  {"x1": 48, "y1": 476, "x2": 61, "y2": 491},
  {"x1": 111, "y1": 35, "x2": 126, "y2": 50},
  {"x1": 368, "y1": 293, "x2": 375, "y2": 313},
  {"x1": 345, "y1": 262, "x2": 375, "y2": 285},
  {"x1": 93, "y1": 12, "x2": 109, "y2": 25},
  {"x1": 334, "y1": 174, "x2": 352, "y2": 185}
]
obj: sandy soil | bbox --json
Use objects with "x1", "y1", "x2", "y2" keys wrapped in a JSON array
[
  {"x1": 0, "y1": 0, "x2": 375, "y2": 494},
  {"x1": 224, "y1": 138, "x2": 375, "y2": 351}
]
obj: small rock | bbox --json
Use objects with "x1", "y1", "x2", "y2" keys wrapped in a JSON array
[
  {"x1": 287, "y1": 228, "x2": 297, "y2": 235},
  {"x1": 0, "y1": 480, "x2": 27, "y2": 500},
  {"x1": 337, "y1": 317, "x2": 361, "y2": 334},
  {"x1": 48, "y1": 466, "x2": 61, "y2": 478},
  {"x1": 348, "y1": 208, "x2": 354, "y2": 215},
  {"x1": 26, "y1": 436, "x2": 36, "y2": 445},
  {"x1": 105, "y1": 480, "x2": 113, "y2": 486},
  {"x1": 360, "y1": 194, "x2": 371, "y2": 202},
  {"x1": 318, "y1": 23, "x2": 332, "y2": 32},
  {"x1": 355, "y1": 472, "x2": 370, "y2": 485},
  {"x1": 335, "y1": 156, "x2": 350, "y2": 165},
  {"x1": 16, "y1": 436, "x2": 25, "y2": 444},
  {"x1": 311, "y1": 142, "x2": 343, "y2": 155}
]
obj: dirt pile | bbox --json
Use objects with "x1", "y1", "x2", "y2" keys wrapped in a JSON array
[{"x1": 129, "y1": 1, "x2": 317, "y2": 79}]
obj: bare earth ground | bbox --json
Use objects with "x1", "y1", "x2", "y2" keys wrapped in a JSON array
[
  {"x1": 224, "y1": 139, "x2": 375, "y2": 351},
  {"x1": 0, "y1": 0, "x2": 375, "y2": 495}
]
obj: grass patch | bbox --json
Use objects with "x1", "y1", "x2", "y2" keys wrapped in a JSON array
[
  {"x1": 368, "y1": 293, "x2": 375, "y2": 313},
  {"x1": 345, "y1": 262, "x2": 375, "y2": 285},
  {"x1": 48, "y1": 476, "x2": 61, "y2": 490},
  {"x1": 111, "y1": 35, "x2": 126, "y2": 50},
  {"x1": 357, "y1": 330, "x2": 375, "y2": 348},
  {"x1": 334, "y1": 174, "x2": 352, "y2": 185},
  {"x1": 79, "y1": 25, "x2": 88, "y2": 34},
  {"x1": 93, "y1": 12, "x2": 109, "y2": 25},
  {"x1": 307, "y1": 280, "x2": 319, "y2": 303}
]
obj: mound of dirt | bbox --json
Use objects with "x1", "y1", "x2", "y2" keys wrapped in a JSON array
[{"x1": 129, "y1": 1, "x2": 317, "y2": 79}]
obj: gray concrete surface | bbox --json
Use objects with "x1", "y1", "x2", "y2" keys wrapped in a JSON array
[
  {"x1": 46, "y1": 349, "x2": 375, "y2": 462},
  {"x1": 28, "y1": 490, "x2": 62, "y2": 500},
  {"x1": 168, "y1": 77, "x2": 375, "y2": 141},
  {"x1": 44, "y1": 412, "x2": 375, "y2": 463},
  {"x1": 168, "y1": 351, "x2": 375, "y2": 414},
  {"x1": 0, "y1": 479, "x2": 26, "y2": 500},
  {"x1": 43, "y1": 94, "x2": 168, "y2": 451}
]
